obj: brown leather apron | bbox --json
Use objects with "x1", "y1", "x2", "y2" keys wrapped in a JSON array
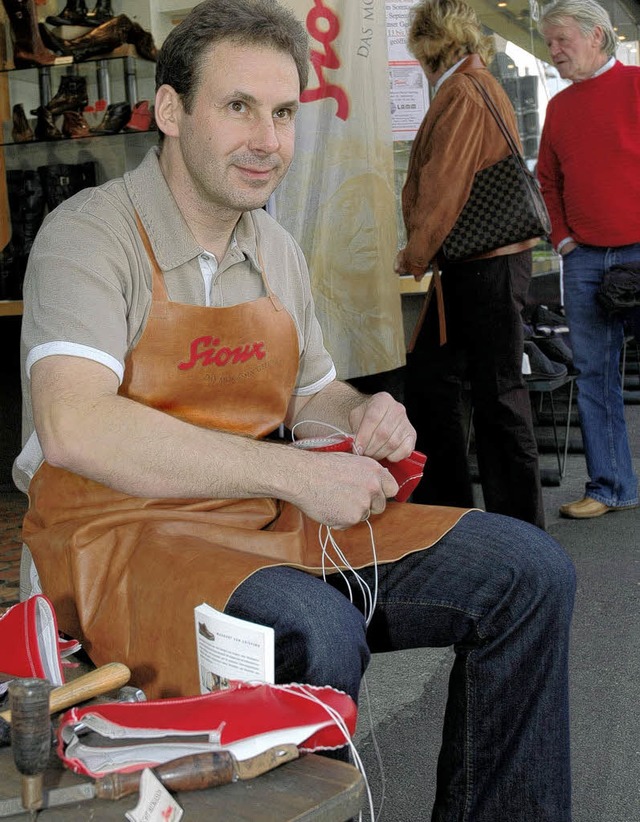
[{"x1": 23, "y1": 216, "x2": 467, "y2": 698}]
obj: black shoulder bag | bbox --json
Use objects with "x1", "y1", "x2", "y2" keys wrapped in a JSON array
[{"x1": 442, "y1": 75, "x2": 551, "y2": 263}]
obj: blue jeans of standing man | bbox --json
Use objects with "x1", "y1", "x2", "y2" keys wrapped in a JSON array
[
  {"x1": 562, "y1": 243, "x2": 639, "y2": 507},
  {"x1": 226, "y1": 510, "x2": 575, "y2": 821}
]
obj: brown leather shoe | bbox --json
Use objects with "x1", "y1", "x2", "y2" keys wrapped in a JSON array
[{"x1": 559, "y1": 497, "x2": 635, "y2": 519}]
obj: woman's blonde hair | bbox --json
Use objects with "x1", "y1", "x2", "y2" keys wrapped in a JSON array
[{"x1": 407, "y1": 0, "x2": 495, "y2": 73}]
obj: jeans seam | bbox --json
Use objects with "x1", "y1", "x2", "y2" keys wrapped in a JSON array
[
  {"x1": 463, "y1": 652, "x2": 475, "y2": 821},
  {"x1": 377, "y1": 598, "x2": 485, "y2": 621},
  {"x1": 602, "y1": 318, "x2": 620, "y2": 496}
]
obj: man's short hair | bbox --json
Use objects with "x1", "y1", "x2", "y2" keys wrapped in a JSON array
[
  {"x1": 539, "y1": 0, "x2": 618, "y2": 57},
  {"x1": 156, "y1": 0, "x2": 310, "y2": 113}
]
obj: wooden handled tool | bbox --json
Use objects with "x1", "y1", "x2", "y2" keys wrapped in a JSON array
[
  {"x1": 0, "y1": 663, "x2": 131, "y2": 725},
  {"x1": 0, "y1": 744, "x2": 300, "y2": 816},
  {"x1": 95, "y1": 743, "x2": 300, "y2": 799}
]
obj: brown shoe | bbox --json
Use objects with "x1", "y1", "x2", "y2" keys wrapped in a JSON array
[{"x1": 559, "y1": 497, "x2": 627, "y2": 519}]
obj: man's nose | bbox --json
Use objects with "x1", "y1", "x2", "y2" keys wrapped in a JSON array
[{"x1": 249, "y1": 116, "x2": 280, "y2": 153}]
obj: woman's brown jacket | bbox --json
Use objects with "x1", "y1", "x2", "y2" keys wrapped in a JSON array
[{"x1": 401, "y1": 54, "x2": 539, "y2": 278}]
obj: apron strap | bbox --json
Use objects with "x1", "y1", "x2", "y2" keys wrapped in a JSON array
[
  {"x1": 135, "y1": 212, "x2": 171, "y2": 304},
  {"x1": 406, "y1": 259, "x2": 447, "y2": 352}
]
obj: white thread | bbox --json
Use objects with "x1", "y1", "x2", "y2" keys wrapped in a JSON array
[
  {"x1": 290, "y1": 419, "x2": 355, "y2": 446},
  {"x1": 288, "y1": 420, "x2": 385, "y2": 820},
  {"x1": 273, "y1": 682, "x2": 375, "y2": 822},
  {"x1": 360, "y1": 673, "x2": 387, "y2": 821},
  {"x1": 319, "y1": 521, "x2": 378, "y2": 628}
]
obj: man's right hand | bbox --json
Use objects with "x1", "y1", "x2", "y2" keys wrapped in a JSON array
[{"x1": 288, "y1": 450, "x2": 398, "y2": 529}]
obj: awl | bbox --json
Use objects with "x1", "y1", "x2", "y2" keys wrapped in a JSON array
[{"x1": 0, "y1": 744, "x2": 299, "y2": 816}]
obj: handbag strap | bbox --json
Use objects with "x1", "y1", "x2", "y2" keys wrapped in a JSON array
[{"x1": 465, "y1": 74, "x2": 523, "y2": 159}]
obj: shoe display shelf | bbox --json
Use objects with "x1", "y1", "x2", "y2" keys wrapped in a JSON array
[{"x1": 0, "y1": 53, "x2": 157, "y2": 312}]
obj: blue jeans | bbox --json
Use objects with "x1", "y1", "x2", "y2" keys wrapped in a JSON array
[
  {"x1": 226, "y1": 511, "x2": 575, "y2": 821},
  {"x1": 562, "y1": 244, "x2": 639, "y2": 507}
]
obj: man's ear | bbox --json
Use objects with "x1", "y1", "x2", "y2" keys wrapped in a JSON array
[
  {"x1": 154, "y1": 84, "x2": 182, "y2": 138},
  {"x1": 592, "y1": 24, "x2": 605, "y2": 49}
]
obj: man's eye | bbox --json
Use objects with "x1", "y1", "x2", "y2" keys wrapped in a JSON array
[
  {"x1": 230, "y1": 101, "x2": 246, "y2": 112},
  {"x1": 274, "y1": 108, "x2": 294, "y2": 121}
]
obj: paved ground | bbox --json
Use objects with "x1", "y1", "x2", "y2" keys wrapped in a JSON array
[{"x1": 355, "y1": 393, "x2": 640, "y2": 821}]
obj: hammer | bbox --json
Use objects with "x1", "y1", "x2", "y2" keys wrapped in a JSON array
[{"x1": 0, "y1": 663, "x2": 131, "y2": 747}]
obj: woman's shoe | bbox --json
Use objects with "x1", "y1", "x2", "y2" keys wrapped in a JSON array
[
  {"x1": 34, "y1": 106, "x2": 63, "y2": 140},
  {"x1": 58, "y1": 14, "x2": 158, "y2": 62},
  {"x1": 2, "y1": 0, "x2": 64, "y2": 67},
  {"x1": 32, "y1": 74, "x2": 88, "y2": 117},
  {"x1": 90, "y1": 101, "x2": 131, "y2": 135},
  {"x1": 85, "y1": 0, "x2": 113, "y2": 26},
  {"x1": 123, "y1": 100, "x2": 155, "y2": 132},
  {"x1": 12, "y1": 103, "x2": 34, "y2": 142},
  {"x1": 62, "y1": 110, "x2": 90, "y2": 138},
  {"x1": 45, "y1": 0, "x2": 90, "y2": 27}
]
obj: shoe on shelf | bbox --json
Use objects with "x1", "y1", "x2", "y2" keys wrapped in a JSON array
[
  {"x1": 559, "y1": 497, "x2": 638, "y2": 519},
  {"x1": 523, "y1": 340, "x2": 568, "y2": 381},
  {"x1": 46, "y1": 0, "x2": 91, "y2": 28},
  {"x1": 62, "y1": 110, "x2": 90, "y2": 138},
  {"x1": 90, "y1": 101, "x2": 132, "y2": 135},
  {"x1": 85, "y1": 0, "x2": 114, "y2": 26},
  {"x1": 536, "y1": 336, "x2": 576, "y2": 372},
  {"x1": 12, "y1": 104, "x2": 34, "y2": 142},
  {"x1": 533, "y1": 304, "x2": 570, "y2": 336},
  {"x1": 34, "y1": 106, "x2": 63, "y2": 141},
  {"x1": 123, "y1": 100, "x2": 155, "y2": 132}
]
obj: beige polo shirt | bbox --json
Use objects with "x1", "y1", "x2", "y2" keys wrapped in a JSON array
[{"x1": 14, "y1": 148, "x2": 335, "y2": 493}]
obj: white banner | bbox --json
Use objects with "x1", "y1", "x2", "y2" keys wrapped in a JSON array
[{"x1": 275, "y1": 0, "x2": 405, "y2": 380}]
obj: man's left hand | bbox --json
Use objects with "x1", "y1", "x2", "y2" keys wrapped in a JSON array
[{"x1": 349, "y1": 392, "x2": 416, "y2": 463}]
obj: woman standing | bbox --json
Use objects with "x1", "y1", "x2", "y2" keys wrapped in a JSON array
[{"x1": 396, "y1": 0, "x2": 545, "y2": 528}]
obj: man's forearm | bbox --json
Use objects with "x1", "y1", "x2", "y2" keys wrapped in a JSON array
[{"x1": 43, "y1": 388, "x2": 326, "y2": 502}]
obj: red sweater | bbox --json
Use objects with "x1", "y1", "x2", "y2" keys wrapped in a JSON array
[{"x1": 537, "y1": 61, "x2": 640, "y2": 248}]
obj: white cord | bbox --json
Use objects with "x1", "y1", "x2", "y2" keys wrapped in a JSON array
[
  {"x1": 290, "y1": 419, "x2": 353, "y2": 445},
  {"x1": 274, "y1": 682, "x2": 376, "y2": 822},
  {"x1": 288, "y1": 419, "x2": 385, "y2": 819}
]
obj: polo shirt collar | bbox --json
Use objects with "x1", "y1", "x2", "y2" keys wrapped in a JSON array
[{"x1": 124, "y1": 147, "x2": 261, "y2": 272}]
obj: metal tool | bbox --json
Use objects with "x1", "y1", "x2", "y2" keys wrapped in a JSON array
[
  {"x1": 0, "y1": 744, "x2": 300, "y2": 816},
  {"x1": 9, "y1": 678, "x2": 52, "y2": 819}
]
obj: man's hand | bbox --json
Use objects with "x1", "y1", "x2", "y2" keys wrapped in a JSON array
[
  {"x1": 291, "y1": 450, "x2": 398, "y2": 529},
  {"x1": 559, "y1": 240, "x2": 578, "y2": 255},
  {"x1": 284, "y1": 383, "x2": 417, "y2": 526},
  {"x1": 349, "y1": 392, "x2": 416, "y2": 463}
]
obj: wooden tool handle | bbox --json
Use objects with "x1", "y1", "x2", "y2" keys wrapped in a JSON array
[
  {"x1": 0, "y1": 663, "x2": 131, "y2": 723},
  {"x1": 95, "y1": 744, "x2": 300, "y2": 800},
  {"x1": 95, "y1": 751, "x2": 236, "y2": 799}
]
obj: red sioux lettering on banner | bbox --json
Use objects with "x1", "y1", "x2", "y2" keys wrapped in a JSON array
[
  {"x1": 301, "y1": 0, "x2": 349, "y2": 120},
  {"x1": 178, "y1": 336, "x2": 266, "y2": 370}
]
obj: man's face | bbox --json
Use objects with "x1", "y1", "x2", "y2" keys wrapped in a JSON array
[
  {"x1": 542, "y1": 17, "x2": 607, "y2": 81},
  {"x1": 169, "y1": 41, "x2": 300, "y2": 215}
]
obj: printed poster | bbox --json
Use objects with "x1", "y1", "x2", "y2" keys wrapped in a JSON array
[{"x1": 385, "y1": 0, "x2": 430, "y2": 140}]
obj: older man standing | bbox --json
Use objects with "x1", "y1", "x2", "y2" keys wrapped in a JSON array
[{"x1": 538, "y1": 0, "x2": 640, "y2": 518}]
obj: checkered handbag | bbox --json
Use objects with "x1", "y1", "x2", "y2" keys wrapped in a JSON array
[{"x1": 442, "y1": 76, "x2": 551, "y2": 263}]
